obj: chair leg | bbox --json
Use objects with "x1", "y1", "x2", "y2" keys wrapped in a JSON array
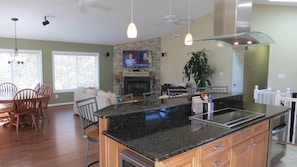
[
  {"x1": 42, "y1": 108, "x2": 49, "y2": 120},
  {"x1": 84, "y1": 140, "x2": 89, "y2": 167},
  {"x1": 31, "y1": 114, "x2": 37, "y2": 129},
  {"x1": 16, "y1": 115, "x2": 19, "y2": 133}
]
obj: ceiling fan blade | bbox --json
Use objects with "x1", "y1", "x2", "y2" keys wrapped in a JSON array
[{"x1": 77, "y1": 0, "x2": 112, "y2": 12}]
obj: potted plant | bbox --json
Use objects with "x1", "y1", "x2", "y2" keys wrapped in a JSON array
[{"x1": 184, "y1": 49, "x2": 215, "y2": 87}]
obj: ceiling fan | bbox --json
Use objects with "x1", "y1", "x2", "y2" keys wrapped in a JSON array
[
  {"x1": 164, "y1": 0, "x2": 178, "y2": 23},
  {"x1": 76, "y1": 0, "x2": 112, "y2": 12},
  {"x1": 163, "y1": 0, "x2": 186, "y2": 25}
]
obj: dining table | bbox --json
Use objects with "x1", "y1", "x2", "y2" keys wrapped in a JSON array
[
  {"x1": 0, "y1": 93, "x2": 48, "y2": 122},
  {"x1": 0, "y1": 94, "x2": 47, "y2": 103}
]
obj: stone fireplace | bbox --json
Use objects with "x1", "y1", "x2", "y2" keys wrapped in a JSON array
[
  {"x1": 124, "y1": 77, "x2": 150, "y2": 96},
  {"x1": 113, "y1": 37, "x2": 161, "y2": 95}
]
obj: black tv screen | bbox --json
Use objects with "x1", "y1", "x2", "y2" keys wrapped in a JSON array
[{"x1": 123, "y1": 50, "x2": 152, "y2": 68}]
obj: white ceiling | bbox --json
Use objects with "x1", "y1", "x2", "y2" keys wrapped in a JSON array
[{"x1": 0, "y1": 0, "x2": 296, "y2": 45}]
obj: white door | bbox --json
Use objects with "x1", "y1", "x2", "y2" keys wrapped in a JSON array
[{"x1": 232, "y1": 51, "x2": 244, "y2": 92}]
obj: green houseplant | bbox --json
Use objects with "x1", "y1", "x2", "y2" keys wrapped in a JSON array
[{"x1": 184, "y1": 49, "x2": 215, "y2": 87}]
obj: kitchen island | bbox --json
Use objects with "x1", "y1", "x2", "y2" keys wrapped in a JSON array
[{"x1": 94, "y1": 93, "x2": 290, "y2": 167}]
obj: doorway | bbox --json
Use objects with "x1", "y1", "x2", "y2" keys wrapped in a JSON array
[{"x1": 232, "y1": 51, "x2": 244, "y2": 93}]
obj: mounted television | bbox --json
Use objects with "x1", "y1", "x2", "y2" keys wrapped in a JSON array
[{"x1": 123, "y1": 50, "x2": 152, "y2": 68}]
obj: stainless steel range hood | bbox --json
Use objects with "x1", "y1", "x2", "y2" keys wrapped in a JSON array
[{"x1": 195, "y1": 0, "x2": 275, "y2": 46}]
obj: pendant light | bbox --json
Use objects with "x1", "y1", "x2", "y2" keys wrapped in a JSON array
[
  {"x1": 8, "y1": 18, "x2": 24, "y2": 64},
  {"x1": 127, "y1": 0, "x2": 137, "y2": 38},
  {"x1": 184, "y1": 0, "x2": 193, "y2": 45}
]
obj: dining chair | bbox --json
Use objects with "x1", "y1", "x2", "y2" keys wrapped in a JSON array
[
  {"x1": 34, "y1": 83, "x2": 41, "y2": 92},
  {"x1": 0, "y1": 82, "x2": 18, "y2": 125},
  {"x1": 0, "y1": 82, "x2": 18, "y2": 95},
  {"x1": 274, "y1": 90, "x2": 297, "y2": 145},
  {"x1": 75, "y1": 97, "x2": 99, "y2": 167},
  {"x1": 37, "y1": 84, "x2": 53, "y2": 120},
  {"x1": 10, "y1": 88, "x2": 38, "y2": 133},
  {"x1": 0, "y1": 105, "x2": 11, "y2": 126},
  {"x1": 143, "y1": 91, "x2": 158, "y2": 103},
  {"x1": 38, "y1": 83, "x2": 47, "y2": 94}
]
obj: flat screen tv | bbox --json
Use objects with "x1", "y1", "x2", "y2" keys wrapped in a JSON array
[{"x1": 123, "y1": 50, "x2": 152, "y2": 68}]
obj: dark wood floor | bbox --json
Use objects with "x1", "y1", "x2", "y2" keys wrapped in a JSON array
[
  {"x1": 1, "y1": 105, "x2": 297, "y2": 167},
  {"x1": 0, "y1": 105, "x2": 98, "y2": 167}
]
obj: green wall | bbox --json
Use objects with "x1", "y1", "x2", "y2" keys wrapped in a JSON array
[
  {"x1": 0, "y1": 37, "x2": 114, "y2": 105},
  {"x1": 243, "y1": 45, "x2": 269, "y2": 102}
]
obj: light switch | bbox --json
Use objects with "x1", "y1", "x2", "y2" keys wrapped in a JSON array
[
  {"x1": 278, "y1": 74, "x2": 286, "y2": 79},
  {"x1": 219, "y1": 72, "x2": 223, "y2": 76}
]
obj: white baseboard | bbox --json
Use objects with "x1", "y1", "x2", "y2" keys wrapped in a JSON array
[{"x1": 48, "y1": 102, "x2": 74, "y2": 107}]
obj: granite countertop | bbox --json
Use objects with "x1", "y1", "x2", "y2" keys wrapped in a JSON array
[
  {"x1": 93, "y1": 92, "x2": 245, "y2": 119},
  {"x1": 95, "y1": 93, "x2": 290, "y2": 162}
]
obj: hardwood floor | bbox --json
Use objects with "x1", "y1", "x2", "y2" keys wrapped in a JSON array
[
  {"x1": 1, "y1": 104, "x2": 297, "y2": 167},
  {"x1": 0, "y1": 105, "x2": 98, "y2": 167}
]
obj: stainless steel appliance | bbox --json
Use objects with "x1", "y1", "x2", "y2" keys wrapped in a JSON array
[
  {"x1": 268, "y1": 112, "x2": 288, "y2": 167},
  {"x1": 194, "y1": 0, "x2": 275, "y2": 46},
  {"x1": 120, "y1": 150, "x2": 154, "y2": 167},
  {"x1": 189, "y1": 107, "x2": 265, "y2": 129}
]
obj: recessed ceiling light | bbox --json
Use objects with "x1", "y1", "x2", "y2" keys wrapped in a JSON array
[{"x1": 269, "y1": 0, "x2": 297, "y2": 2}]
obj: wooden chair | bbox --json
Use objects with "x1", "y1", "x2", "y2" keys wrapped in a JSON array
[
  {"x1": 38, "y1": 83, "x2": 47, "y2": 94},
  {"x1": 118, "y1": 93, "x2": 134, "y2": 104},
  {"x1": 10, "y1": 89, "x2": 38, "y2": 133},
  {"x1": 0, "y1": 82, "x2": 18, "y2": 95},
  {"x1": 37, "y1": 84, "x2": 53, "y2": 120},
  {"x1": 0, "y1": 105, "x2": 11, "y2": 126},
  {"x1": 274, "y1": 90, "x2": 297, "y2": 144},
  {"x1": 143, "y1": 91, "x2": 158, "y2": 103},
  {"x1": 0, "y1": 82, "x2": 17, "y2": 126},
  {"x1": 75, "y1": 97, "x2": 99, "y2": 167},
  {"x1": 34, "y1": 83, "x2": 41, "y2": 92}
]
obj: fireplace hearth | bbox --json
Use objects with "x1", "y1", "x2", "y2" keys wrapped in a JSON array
[{"x1": 124, "y1": 77, "x2": 150, "y2": 96}]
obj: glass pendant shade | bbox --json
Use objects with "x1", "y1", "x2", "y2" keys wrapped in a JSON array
[
  {"x1": 184, "y1": 32, "x2": 193, "y2": 45},
  {"x1": 184, "y1": 0, "x2": 193, "y2": 46},
  {"x1": 127, "y1": 22, "x2": 137, "y2": 38}
]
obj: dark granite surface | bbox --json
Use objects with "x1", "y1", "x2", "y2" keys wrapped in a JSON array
[
  {"x1": 93, "y1": 92, "x2": 244, "y2": 118},
  {"x1": 94, "y1": 93, "x2": 290, "y2": 162}
]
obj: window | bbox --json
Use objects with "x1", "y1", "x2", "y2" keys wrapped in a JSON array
[
  {"x1": 52, "y1": 51, "x2": 99, "y2": 93},
  {"x1": 0, "y1": 49, "x2": 43, "y2": 89}
]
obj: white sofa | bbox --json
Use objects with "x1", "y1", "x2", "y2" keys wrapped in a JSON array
[{"x1": 73, "y1": 87, "x2": 118, "y2": 115}]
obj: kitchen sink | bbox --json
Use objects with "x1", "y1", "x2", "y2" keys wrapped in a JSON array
[{"x1": 189, "y1": 107, "x2": 265, "y2": 129}]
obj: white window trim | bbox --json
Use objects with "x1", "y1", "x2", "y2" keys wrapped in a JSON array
[
  {"x1": 52, "y1": 51, "x2": 100, "y2": 93},
  {"x1": 0, "y1": 49, "x2": 43, "y2": 87}
]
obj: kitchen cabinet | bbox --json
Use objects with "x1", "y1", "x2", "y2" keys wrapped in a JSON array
[
  {"x1": 154, "y1": 148, "x2": 199, "y2": 167},
  {"x1": 199, "y1": 134, "x2": 231, "y2": 167},
  {"x1": 103, "y1": 120, "x2": 268, "y2": 167},
  {"x1": 93, "y1": 94, "x2": 287, "y2": 167},
  {"x1": 230, "y1": 120, "x2": 269, "y2": 167}
]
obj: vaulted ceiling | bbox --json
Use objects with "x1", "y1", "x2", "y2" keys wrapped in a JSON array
[{"x1": 0, "y1": 0, "x2": 295, "y2": 45}]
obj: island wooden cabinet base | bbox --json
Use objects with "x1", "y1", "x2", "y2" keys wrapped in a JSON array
[{"x1": 102, "y1": 119, "x2": 269, "y2": 167}]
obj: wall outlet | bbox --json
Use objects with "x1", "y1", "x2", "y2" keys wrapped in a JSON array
[{"x1": 55, "y1": 94, "x2": 58, "y2": 99}]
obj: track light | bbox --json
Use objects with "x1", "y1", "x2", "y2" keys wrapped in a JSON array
[{"x1": 42, "y1": 16, "x2": 50, "y2": 26}]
